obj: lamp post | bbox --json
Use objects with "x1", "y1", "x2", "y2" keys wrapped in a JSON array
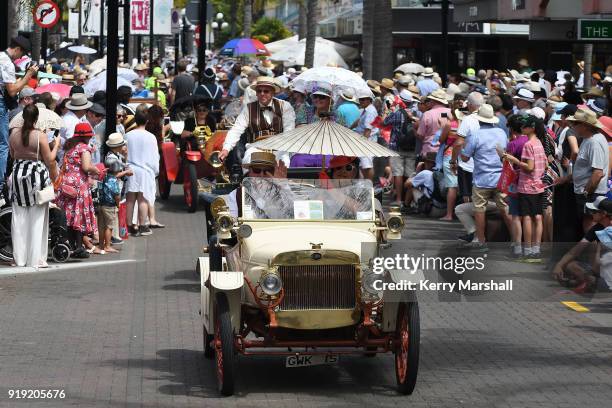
[
  {"x1": 210, "y1": 12, "x2": 227, "y2": 50},
  {"x1": 197, "y1": 0, "x2": 208, "y2": 84}
]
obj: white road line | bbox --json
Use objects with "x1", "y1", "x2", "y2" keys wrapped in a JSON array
[{"x1": 0, "y1": 259, "x2": 144, "y2": 276}]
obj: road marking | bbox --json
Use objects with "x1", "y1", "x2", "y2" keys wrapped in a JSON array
[
  {"x1": 562, "y1": 301, "x2": 590, "y2": 312},
  {"x1": 0, "y1": 259, "x2": 143, "y2": 276}
]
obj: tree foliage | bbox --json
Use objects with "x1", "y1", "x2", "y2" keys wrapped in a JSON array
[{"x1": 251, "y1": 17, "x2": 292, "y2": 43}]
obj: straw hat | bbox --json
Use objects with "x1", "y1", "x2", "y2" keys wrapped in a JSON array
[
  {"x1": 380, "y1": 78, "x2": 395, "y2": 91},
  {"x1": 134, "y1": 63, "x2": 148, "y2": 71},
  {"x1": 106, "y1": 132, "x2": 126, "y2": 148},
  {"x1": 426, "y1": 89, "x2": 449, "y2": 105},
  {"x1": 339, "y1": 89, "x2": 357, "y2": 103},
  {"x1": 598, "y1": 116, "x2": 612, "y2": 137},
  {"x1": 238, "y1": 77, "x2": 251, "y2": 91},
  {"x1": 422, "y1": 67, "x2": 435, "y2": 77},
  {"x1": 241, "y1": 66, "x2": 253, "y2": 77},
  {"x1": 250, "y1": 76, "x2": 281, "y2": 93},
  {"x1": 366, "y1": 79, "x2": 381, "y2": 93},
  {"x1": 513, "y1": 88, "x2": 535, "y2": 103},
  {"x1": 66, "y1": 93, "x2": 93, "y2": 111},
  {"x1": 474, "y1": 104, "x2": 499, "y2": 124},
  {"x1": 582, "y1": 86, "x2": 605, "y2": 100},
  {"x1": 397, "y1": 75, "x2": 414, "y2": 87},
  {"x1": 262, "y1": 60, "x2": 276, "y2": 70},
  {"x1": 242, "y1": 151, "x2": 276, "y2": 169},
  {"x1": 565, "y1": 108, "x2": 603, "y2": 129},
  {"x1": 518, "y1": 58, "x2": 529, "y2": 68}
]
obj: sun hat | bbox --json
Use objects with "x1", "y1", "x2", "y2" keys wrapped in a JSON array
[
  {"x1": 203, "y1": 67, "x2": 216, "y2": 80},
  {"x1": 380, "y1": 78, "x2": 395, "y2": 91},
  {"x1": 513, "y1": 88, "x2": 535, "y2": 103},
  {"x1": 242, "y1": 151, "x2": 276, "y2": 169},
  {"x1": 565, "y1": 108, "x2": 603, "y2": 129},
  {"x1": 88, "y1": 103, "x2": 106, "y2": 116},
  {"x1": 19, "y1": 87, "x2": 35, "y2": 99},
  {"x1": 66, "y1": 93, "x2": 93, "y2": 111},
  {"x1": 72, "y1": 122, "x2": 95, "y2": 138},
  {"x1": 474, "y1": 104, "x2": 499, "y2": 124},
  {"x1": 250, "y1": 76, "x2": 281, "y2": 93},
  {"x1": 398, "y1": 89, "x2": 413, "y2": 104},
  {"x1": 366, "y1": 79, "x2": 381, "y2": 95},
  {"x1": 582, "y1": 86, "x2": 604, "y2": 100},
  {"x1": 134, "y1": 63, "x2": 148, "y2": 71},
  {"x1": 329, "y1": 156, "x2": 356, "y2": 169},
  {"x1": 446, "y1": 83, "x2": 462, "y2": 96},
  {"x1": 291, "y1": 82, "x2": 307, "y2": 95},
  {"x1": 586, "y1": 97, "x2": 607, "y2": 116},
  {"x1": 339, "y1": 89, "x2": 357, "y2": 103},
  {"x1": 311, "y1": 84, "x2": 333, "y2": 98},
  {"x1": 106, "y1": 132, "x2": 126, "y2": 148},
  {"x1": 550, "y1": 102, "x2": 568, "y2": 121},
  {"x1": 527, "y1": 107, "x2": 546, "y2": 120},
  {"x1": 357, "y1": 88, "x2": 374, "y2": 100},
  {"x1": 426, "y1": 89, "x2": 449, "y2": 105},
  {"x1": 422, "y1": 67, "x2": 435, "y2": 77},
  {"x1": 397, "y1": 75, "x2": 414, "y2": 87},
  {"x1": 526, "y1": 81, "x2": 541, "y2": 92},
  {"x1": 599, "y1": 116, "x2": 612, "y2": 137},
  {"x1": 238, "y1": 77, "x2": 251, "y2": 91}
]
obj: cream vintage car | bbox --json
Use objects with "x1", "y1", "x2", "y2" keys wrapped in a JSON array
[{"x1": 198, "y1": 177, "x2": 419, "y2": 396}]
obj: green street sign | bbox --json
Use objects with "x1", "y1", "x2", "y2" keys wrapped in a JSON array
[{"x1": 578, "y1": 19, "x2": 612, "y2": 40}]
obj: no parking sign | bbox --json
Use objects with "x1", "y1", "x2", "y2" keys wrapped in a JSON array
[{"x1": 33, "y1": 0, "x2": 61, "y2": 29}]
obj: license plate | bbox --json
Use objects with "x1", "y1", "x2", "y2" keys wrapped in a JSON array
[{"x1": 285, "y1": 354, "x2": 339, "y2": 368}]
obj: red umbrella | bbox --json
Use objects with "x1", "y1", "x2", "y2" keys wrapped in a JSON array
[{"x1": 35, "y1": 83, "x2": 72, "y2": 98}]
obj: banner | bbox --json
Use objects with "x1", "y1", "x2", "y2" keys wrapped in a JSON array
[
  {"x1": 68, "y1": 11, "x2": 79, "y2": 39},
  {"x1": 81, "y1": 0, "x2": 101, "y2": 36},
  {"x1": 130, "y1": 0, "x2": 150, "y2": 35},
  {"x1": 153, "y1": 0, "x2": 173, "y2": 35}
]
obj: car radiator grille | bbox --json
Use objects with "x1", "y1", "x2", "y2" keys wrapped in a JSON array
[{"x1": 278, "y1": 265, "x2": 357, "y2": 310}]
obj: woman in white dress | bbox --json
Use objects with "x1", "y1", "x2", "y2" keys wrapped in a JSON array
[{"x1": 125, "y1": 104, "x2": 159, "y2": 237}]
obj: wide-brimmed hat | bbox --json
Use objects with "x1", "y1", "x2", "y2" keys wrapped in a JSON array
[
  {"x1": 526, "y1": 81, "x2": 541, "y2": 92},
  {"x1": 203, "y1": 67, "x2": 216, "y2": 80},
  {"x1": 380, "y1": 78, "x2": 395, "y2": 91},
  {"x1": 106, "y1": 132, "x2": 126, "y2": 148},
  {"x1": 565, "y1": 108, "x2": 603, "y2": 129},
  {"x1": 291, "y1": 82, "x2": 307, "y2": 95},
  {"x1": 238, "y1": 77, "x2": 251, "y2": 91},
  {"x1": 599, "y1": 116, "x2": 612, "y2": 137},
  {"x1": 262, "y1": 60, "x2": 276, "y2": 70},
  {"x1": 88, "y1": 103, "x2": 106, "y2": 116},
  {"x1": 422, "y1": 67, "x2": 435, "y2": 77},
  {"x1": 426, "y1": 89, "x2": 449, "y2": 105},
  {"x1": 582, "y1": 86, "x2": 605, "y2": 100},
  {"x1": 66, "y1": 93, "x2": 93, "y2": 111},
  {"x1": 134, "y1": 63, "x2": 148, "y2": 71},
  {"x1": 586, "y1": 97, "x2": 607, "y2": 116},
  {"x1": 397, "y1": 75, "x2": 414, "y2": 87},
  {"x1": 366, "y1": 80, "x2": 381, "y2": 94},
  {"x1": 311, "y1": 84, "x2": 333, "y2": 98},
  {"x1": 73, "y1": 122, "x2": 95, "y2": 138},
  {"x1": 513, "y1": 88, "x2": 535, "y2": 103},
  {"x1": 357, "y1": 88, "x2": 374, "y2": 100},
  {"x1": 242, "y1": 151, "x2": 276, "y2": 169},
  {"x1": 339, "y1": 89, "x2": 357, "y2": 103},
  {"x1": 250, "y1": 76, "x2": 281, "y2": 93},
  {"x1": 526, "y1": 107, "x2": 546, "y2": 120},
  {"x1": 398, "y1": 89, "x2": 413, "y2": 104},
  {"x1": 329, "y1": 156, "x2": 357, "y2": 169},
  {"x1": 474, "y1": 104, "x2": 499, "y2": 124},
  {"x1": 446, "y1": 83, "x2": 462, "y2": 96}
]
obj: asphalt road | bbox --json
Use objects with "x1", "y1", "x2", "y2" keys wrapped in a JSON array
[{"x1": 0, "y1": 187, "x2": 611, "y2": 407}]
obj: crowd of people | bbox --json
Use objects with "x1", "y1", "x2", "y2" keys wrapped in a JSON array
[{"x1": 0, "y1": 34, "x2": 611, "y2": 293}]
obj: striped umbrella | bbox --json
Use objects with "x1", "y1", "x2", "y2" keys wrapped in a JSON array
[
  {"x1": 250, "y1": 120, "x2": 399, "y2": 158},
  {"x1": 220, "y1": 38, "x2": 270, "y2": 57}
]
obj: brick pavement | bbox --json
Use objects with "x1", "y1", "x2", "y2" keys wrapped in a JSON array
[{"x1": 0, "y1": 188, "x2": 610, "y2": 407}]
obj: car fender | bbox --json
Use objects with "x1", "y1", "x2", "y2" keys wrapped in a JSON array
[
  {"x1": 210, "y1": 270, "x2": 243, "y2": 333},
  {"x1": 382, "y1": 269, "x2": 420, "y2": 332},
  {"x1": 199, "y1": 257, "x2": 213, "y2": 333}
]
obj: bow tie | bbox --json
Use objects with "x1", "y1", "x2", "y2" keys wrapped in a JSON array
[{"x1": 260, "y1": 106, "x2": 273, "y2": 111}]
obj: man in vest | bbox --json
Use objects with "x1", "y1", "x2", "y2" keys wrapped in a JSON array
[{"x1": 218, "y1": 76, "x2": 295, "y2": 167}]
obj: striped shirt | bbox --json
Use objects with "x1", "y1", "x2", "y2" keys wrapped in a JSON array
[{"x1": 10, "y1": 159, "x2": 51, "y2": 207}]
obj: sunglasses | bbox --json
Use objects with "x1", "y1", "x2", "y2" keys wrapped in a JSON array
[
  {"x1": 250, "y1": 167, "x2": 274, "y2": 174},
  {"x1": 93, "y1": 112, "x2": 105, "y2": 118},
  {"x1": 116, "y1": 114, "x2": 125, "y2": 119},
  {"x1": 334, "y1": 164, "x2": 355, "y2": 172},
  {"x1": 312, "y1": 94, "x2": 329, "y2": 100},
  {"x1": 256, "y1": 89, "x2": 272, "y2": 94}
]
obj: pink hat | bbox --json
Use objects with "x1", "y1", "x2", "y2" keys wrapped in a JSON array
[{"x1": 599, "y1": 116, "x2": 612, "y2": 137}]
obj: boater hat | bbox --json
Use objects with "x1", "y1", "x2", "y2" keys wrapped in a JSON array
[
  {"x1": 474, "y1": 104, "x2": 499, "y2": 124},
  {"x1": 66, "y1": 93, "x2": 93, "y2": 111},
  {"x1": 426, "y1": 89, "x2": 449, "y2": 105},
  {"x1": 250, "y1": 76, "x2": 281, "y2": 93},
  {"x1": 242, "y1": 151, "x2": 276, "y2": 169},
  {"x1": 106, "y1": 132, "x2": 126, "y2": 147}
]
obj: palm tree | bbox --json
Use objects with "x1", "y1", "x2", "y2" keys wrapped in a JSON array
[
  {"x1": 243, "y1": 0, "x2": 253, "y2": 37},
  {"x1": 372, "y1": 0, "x2": 392, "y2": 80},
  {"x1": 298, "y1": 0, "x2": 306, "y2": 40},
  {"x1": 361, "y1": 0, "x2": 374, "y2": 78},
  {"x1": 304, "y1": 0, "x2": 317, "y2": 68}
]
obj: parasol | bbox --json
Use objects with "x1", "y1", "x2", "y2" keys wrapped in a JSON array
[
  {"x1": 250, "y1": 120, "x2": 399, "y2": 158},
  {"x1": 291, "y1": 66, "x2": 372, "y2": 101},
  {"x1": 9, "y1": 103, "x2": 64, "y2": 130},
  {"x1": 266, "y1": 36, "x2": 358, "y2": 62},
  {"x1": 271, "y1": 40, "x2": 348, "y2": 69},
  {"x1": 68, "y1": 45, "x2": 97, "y2": 55},
  {"x1": 83, "y1": 72, "x2": 134, "y2": 96},
  {"x1": 394, "y1": 63, "x2": 425, "y2": 75},
  {"x1": 220, "y1": 38, "x2": 270, "y2": 57},
  {"x1": 35, "y1": 83, "x2": 71, "y2": 98}
]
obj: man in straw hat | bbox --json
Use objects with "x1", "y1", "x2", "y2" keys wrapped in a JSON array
[
  {"x1": 417, "y1": 67, "x2": 440, "y2": 97},
  {"x1": 60, "y1": 93, "x2": 93, "y2": 156},
  {"x1": 416, "y1": 89, "x2": 450, "y2": 157},
  {"x1": 565, "y1": 108, "x2": 609, "y2": 232},
  {"x1": 459, "y1": 104, "x2": 512, "y2": 252},
  {"x1": 219, "y1": 76, "x2": 295, "y2": 166}
]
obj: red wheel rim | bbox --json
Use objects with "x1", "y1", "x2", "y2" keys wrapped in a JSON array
[
  {"x1": 215, "y1": 311, "x2": 223, "y2": 389},
  {"x1": 395, "y1": 306, "x2": 409, "y2": 383}
]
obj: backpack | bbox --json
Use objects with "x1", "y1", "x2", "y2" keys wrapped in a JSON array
[{"x1": 396, "y1": 109, "x2": 416, "y2": 151}]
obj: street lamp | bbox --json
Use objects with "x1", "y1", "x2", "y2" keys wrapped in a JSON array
[{"x1": 209, "y1": 12, "x2": 227, "y2": 50}]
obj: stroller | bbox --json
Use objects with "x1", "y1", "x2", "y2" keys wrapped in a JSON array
[{"x1": 0, "y1": 187, "x2": 72, "y2": 264}]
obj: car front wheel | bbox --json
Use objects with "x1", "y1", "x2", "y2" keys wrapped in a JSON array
[
  {"x1": 214, "y1": 292, "x2": 235, "y2": 396},
  {"x1": 394, "y1": 301, "x2": 420, "y2": 395}
]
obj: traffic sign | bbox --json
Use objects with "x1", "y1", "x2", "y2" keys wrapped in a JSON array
[
  {"x1": 185, "y1": 0, "x2": 213, "y2": 26},
  {"x1": 171, "y1": 9, "x2": 181, "y2": 34},
  {"x1": 33, "y1": 0, "x2": 60, "y2": 29},
  {"x1": 578, "y1": 19, "x2": 612, "y2": 41}
]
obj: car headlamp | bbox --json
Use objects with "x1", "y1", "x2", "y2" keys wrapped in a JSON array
[
  {"x1": 361, "y1": 264, "x2": 382, "y2": 298},
  {"x1": 217, "y1": 213, "x2": 234, "y2": 233},
  {"x1": 260, "y1": 271, "x2": 282, "y2": 296}
]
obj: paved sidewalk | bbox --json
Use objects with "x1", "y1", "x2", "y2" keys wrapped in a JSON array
[{"x1": 0, "y1": 189, "x2": 611, "y2": 407}]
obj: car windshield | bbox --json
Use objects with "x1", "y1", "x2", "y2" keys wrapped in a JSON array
[{"x1": 242, "y1": 178, "x2": 374, "y2": 221}]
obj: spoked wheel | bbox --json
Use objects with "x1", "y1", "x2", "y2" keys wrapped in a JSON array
[
  {"x1": 394, "y1": 302, "x2": 420, "y2": 395},
  {"x1": 0, "y1": 206, "x2": 13, "y2": 263},
  {"x1": 183, "y1": 163, "x2": 199, "y2": 213},
  {"x1": 158, "y1": 157, "x2": 171, "y2": 200},
  {"x1": 203, "y1": 324, "x2": 214, "y2": 359},
  {"x1": 51, "y1": 243, "x2": 71, "y2": 263},
  {"x1": 214, "y1": 292, "x2": 235, "y2": 396}
]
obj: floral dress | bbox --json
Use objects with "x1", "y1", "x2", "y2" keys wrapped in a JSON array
[{"x1": 55, "y1": 143, "x2": 97, "y2": 234}]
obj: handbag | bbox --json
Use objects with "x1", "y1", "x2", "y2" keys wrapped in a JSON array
[
  {"x1": 54, "y1": 147, "x2": 79, "y2": 198},
  {"x1": 34, "y1": 136, "x2": 55, "y2": 205},
  {"x1": 497, "y1": 160, "x2": 518, "y2": 197}
]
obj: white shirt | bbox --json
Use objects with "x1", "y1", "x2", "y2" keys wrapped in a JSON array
[
  {"x1": 456, "y1": 112, "x2": 479, "y2": 172},
  {"x1": 223, "y1": 97, "x2": 296, "y2": 152},
  {"x1": 58, "y1": 110, "x2": 88, "y2": 161},
  {"x1": 355, "y1": 104, "x2": 379, "y2": 142},
  {"x1": 0, "y1": 51, "x2": 16, "y2": 87}
]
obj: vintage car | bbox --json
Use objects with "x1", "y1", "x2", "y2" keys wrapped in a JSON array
[{"x1": 198, "y1": 177, "x2": 420, "y2": 395}]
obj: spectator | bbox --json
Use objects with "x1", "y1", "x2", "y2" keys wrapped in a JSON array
[
  {"x1": 351, "y1": 89, "x2": 379, "y2": 180},
  {"x1": 97, "y1": 157, "x2": 122, "y2": 254},
  {"x1": 0, "y1": 36, "x2": 38, "y2": 190},
  {"x1": 460, "y1": 104, "x2": 511, "y2": 251},
  {"x1": 437, "y1": 117, "x2": 459, "y2": 220},
  {"x1": 488, "y1": 95, "x2": 508, "y2": 135},
  {"x1": 9, "y1": 104, "x2": 59, "y2": 267},
  {"x1": 117, "y1": 86, "x2": 135, "y2": 115},
  {"x1": 85, "y1": 103, "x2": 106, "y2": 164},
  {"x1": 194, "y1": 68, "x2": 223, "y2": 119},
  {"x1": 55, "y1": 123, "x2": 101, "y2": 258},
  {"x1": 290, "y1": 84, "x2": 309, "y2": 126},
  {"x1": 8, "y1": 86, "x2": 35, "y2": 122},
  {"x1": 169, "y1": 60, "x2": 195, "y2": 105},
  {"x1": 105, "y1": 132, "x2": 133, "y2": 245},
  {"x1": 60, "y1": 94, "x2": 92, "y2": 157},
  {"x1": 417, "y1": 89, "x2": 451, "y2": 157},
  {"x1": 125, "y1": 104, "x2": 160, "y2": 237},
  {"x1": 567, "y1": 109, "x2": 610, "y2": 233},
  {"x1": 335, "y1": 89, "x2": 360, "y2": 130},
  {"x1": 416, "y1": 68, "x2": 440, "y2": 97},
  {"x1": 512, "y1": 88, "x2": 535, "y2": 115}
]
